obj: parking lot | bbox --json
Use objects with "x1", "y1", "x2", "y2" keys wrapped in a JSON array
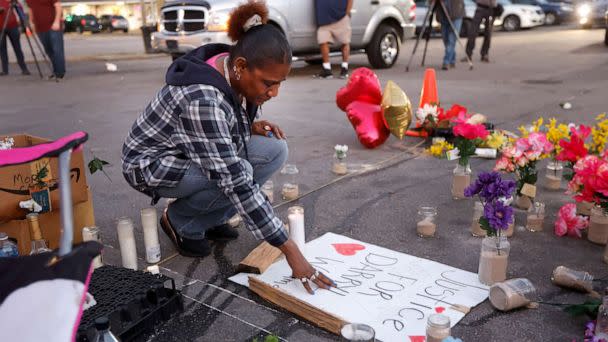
[{"x1": 2, "y1": 22, "x2": 608, "y2": 341}]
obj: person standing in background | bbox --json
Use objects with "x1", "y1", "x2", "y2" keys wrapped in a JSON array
[
  {"x1": 0, "y1": 0, "x2": 30, "y2": 75},
  {"x1": 463, "y1": 0, "x2": 498, "y2": 63},
  {"x1": 26, "y1": 0, "x2": 65, "y2": 79},
  {"x1": 436, "y1": 0, "x2": 465, "y2": 70},
  {"x1": 314, "y1": 0, "x2": 352, "y2": 79}
]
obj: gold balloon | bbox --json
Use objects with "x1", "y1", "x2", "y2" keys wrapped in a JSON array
[{"x1": 381, "y1": 80, "x2": 412, "y2": 140}]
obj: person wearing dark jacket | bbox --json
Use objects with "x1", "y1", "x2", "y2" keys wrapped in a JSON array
[
  {"x1": 464, "y1": 0, "x2": 498, "y2": 62},
  {"x1": 121, "y1": 1, "x2": 335, "y2": 294},
  {"x1": 435, "y1": 0, "x2": 465, "y2": 70},
  {"x1": 0, "y1": 0, "x2": 30, "y2": 75}
]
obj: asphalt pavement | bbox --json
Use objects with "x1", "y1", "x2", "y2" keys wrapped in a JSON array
[{"x1": 1, "y1": 26, "x2": 608, "y2": 341}]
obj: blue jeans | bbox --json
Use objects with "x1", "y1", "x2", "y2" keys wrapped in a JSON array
[
  {"x1": 37, "y1": 30, "x2": 65, "y2": 77},
  {"x1": 440, "y1": 17, "x2": 463, "y2": 65},
  {"x1": 1, "y1": 27, "x2": 28, "y2": 73},
  {"x1": 156, "y1": 135, "x2": 288, "y2": 240}
]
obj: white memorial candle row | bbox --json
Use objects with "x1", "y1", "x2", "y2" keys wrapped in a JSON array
[{"x1": 116, "y1": 208, "x2": 161, "y2": 270}]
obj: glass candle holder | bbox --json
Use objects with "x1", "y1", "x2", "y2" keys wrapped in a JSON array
[
  {"x1": 332, "y1": 155, "x2": 348, "y2": 175},
  {"x1": 261, "y1": 180, "x2": 274, "y2": 203},
  {"x1": 551, "y1": 266, "x2": 594, "y2": 293},
  {"x1": 489, "y1": 278, "x2": 536, "y2": 311},
  {"x1": 526, "y1": 201, "x2": 545, "y2": 232},
  {"x1": 281, "y1": 164, "x2": 300, "y2": 201},
  {"x1": 417, "y1": 206, "x2": 438, "y2": 238},
  {"x1": 545, "y1": 161, "x2": 563, "y2": 190},
  {"x1": 577, "y1": 201, "x2": 594, "y2": 216},
  {"x1": 452, "y1": 163, "x2": 471, "y2": 200},
  {"x1": 426, "y1": 313, "x2": 451, "y2": 342},
  {"x1": 514, "y1": 194, "x2": 533, "y2": 211},
  {"x1": 470, "y1": 201, "x2": 486, "y2": 237},
  {"x1": 588, "y1": 206, "x2": 608, "y2": 245},
  {"x1": 478, "y1": 236, "x2": 510, "y2": 286},
  {"x1": 340, "y1": 323, "x2": 375, "y2": 342}
]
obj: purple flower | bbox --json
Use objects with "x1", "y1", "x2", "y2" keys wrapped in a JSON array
[
  {"x1": 465, "y1": 171, "x2": 516, "y2": 202},
  {"x1": 484, "y1": 201, "x2": 514, "y2": 230}
]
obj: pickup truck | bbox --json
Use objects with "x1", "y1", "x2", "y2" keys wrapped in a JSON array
[{"x1": 151, "y1": 0, "x2": 417, "y2": 69}]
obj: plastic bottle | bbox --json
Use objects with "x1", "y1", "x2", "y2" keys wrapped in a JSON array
[
  {"x1": 92, "y1": 316, "x2": 120, "y2": 342},
  {"x1": 0, "y1": 233, "x2": 19, "y2": 257}
]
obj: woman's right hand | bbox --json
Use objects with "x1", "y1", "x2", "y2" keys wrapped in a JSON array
[{"x1": 278, "y1": 239, "x2": 336, "y2": 294}]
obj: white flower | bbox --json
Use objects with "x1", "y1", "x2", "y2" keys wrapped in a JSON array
[
  {"x1": 416, "y1": 104, "x2": 439, "y2": 124},
  {"x1": 334, "y1": 144, "x2": 348, "y2": 159},
  {"x1": 0, "y1": 137, "x2": 14, "y2": 150}
]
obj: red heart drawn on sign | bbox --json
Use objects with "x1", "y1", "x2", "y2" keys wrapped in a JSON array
[
  {"x1": 332, "y1": 243, "x2": 366, "y2": 256},
  {"x1": 409, "y1": 336, "x2": 425, "y2": 342},
  {"x1": 435, "y1": 306, "x2": 446, "y2": 313}
]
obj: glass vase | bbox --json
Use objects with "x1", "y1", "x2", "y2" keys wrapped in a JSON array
[
  {"x1": 545, "y1": 161, "x2": 563, "y2": 190},
  {"x1": 332, "y1": 155, "x2": 348, "y2": 175},
  {"x1": 452, "y1": 162, "x2": 471, "y2": 200},
  {"x1": 478, "y1": 236, "x2": 510, "y2": 286},
  {"x1": 281, "y1": 164, "x2": 300, "y2": 201},
  {"x1": 526, "y1": 201, "x2": 545, "y2": 232},
  {"x1": 588, "y1": 206, "x2": 608, "y2": 245},
  {"x1": 577, "y1": 201, "x2": 594, "y2": 216},
  {"x1": 417, "y1": 206, "x2": 438, "y2": 238}
]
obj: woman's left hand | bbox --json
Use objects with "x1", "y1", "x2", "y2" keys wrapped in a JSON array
[{"x1": 252, "y1": 120, "x2": 286, "y2": 139}]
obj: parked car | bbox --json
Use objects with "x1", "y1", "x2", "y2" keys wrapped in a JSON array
[
  {"x1": 64, "y1": 14, "x2": 102, "y2": 34},
  {"x1": 99, "y1": 15, "x2": 129, "y2": 33},
  {"x1": 576, "y1": 0, "x2": 608, "y2": 28},
  {"x1": 414, "y1": 0, "x2": 440, "y2": 34},
  {"x1": 510, "y1": 0, "x2": 574, "y2": 24},
  {"x1": 152, "y1": 0, "x2": 417, "y2": 69},
  {"x1": 495, "y1": 0, "x2": 545, "y2": 31}
]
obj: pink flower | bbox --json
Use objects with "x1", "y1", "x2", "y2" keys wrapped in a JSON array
[
  {"x1": 527, "y1": 132, "x2": 554, "y2": 155},
  {"x1": 554, "y1": 203, "x2": 589, "y2": 238},
  {"x1": 451, "y1": 111, "x2": 471, "y2": 126},
  {"x1": 453, "y1": 122, "x2": 489, "y2": 140}
]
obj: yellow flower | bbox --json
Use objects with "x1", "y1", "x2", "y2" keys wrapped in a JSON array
[
  {"x1": 428, "y1": 140, "x2": 455, "y2": 158},
  {"x1": 485, "y1": 131, "x2": 507, "y2": 150},
  {"x1": 544, "y1": 118, "x2": 569, "y2": 155},
  {"x1": 518, "y1": 118, "x2": 544, "y2": 138},
  {"x1": 590, "y1": 113, "x2": 608, "y2": 154}
]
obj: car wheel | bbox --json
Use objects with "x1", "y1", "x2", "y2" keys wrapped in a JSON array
[
  {"x1": 171, "y1": 53, "x2": 185, "y2": 61},
  {"x1": 544, "y1": 12, "x2": 557, "y2": 25},
  {"x1": 605, "y1": 28, "x2": 608, "y2": 46},
  {"x1": 503, "y1": 15, "x2": 521, "y2": 31},
  {"x1": 366, "y1": 24, "x2": 400, "y2": 69},
  {"x1": 304, "y1": 59, "x2": 323, "y2": 65}
]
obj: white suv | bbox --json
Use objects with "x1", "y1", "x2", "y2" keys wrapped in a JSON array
[{"x1": 151, "y1": 0, "x2": 416, "y2": 69}]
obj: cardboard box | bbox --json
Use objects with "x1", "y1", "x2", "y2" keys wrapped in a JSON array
[
  {"x1": 0, "y1": 134, "x2": 89, "y2": 223},
  {"x1": 1, "y1": 188, "x2": 95, "y2": 255}
]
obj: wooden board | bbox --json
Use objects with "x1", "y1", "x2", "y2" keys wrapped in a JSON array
[
  {"x1": 248, "y1": 276, "x2": 347, "y2": 335},
  {"x1": 236, "y1": 242, "x2": 283, "y2": 274}
]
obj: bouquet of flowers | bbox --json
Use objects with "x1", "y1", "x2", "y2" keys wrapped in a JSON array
[
  {"x1": 427, "y1": 139, "x2": 455, "y2": 158},
  {"x1": 590, "y1": 114, "x2": 608, "y2": 155},
  {"x1": 452, "y1": 111, "x2": 490, "y2": 167},
  {"x1": 557, "y1": 125, "x2": 591, "y2": 180},
  {"x1": 495, "y1": 132, "x2": 553, "y2": 200},
  {"x1": 465, "y1": 171, "x2": 516, "y2": 237},
  {"x1": 568, "y1": 155, "x2": 608, "y2": 210},
  {"x1": 554, "y1": 203, "x2": 589, "y2": 238},
  {"x1": 416, "y1": 104, "x2": 468, "y2": 133}
]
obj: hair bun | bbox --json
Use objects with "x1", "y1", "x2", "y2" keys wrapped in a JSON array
[{"x1": 227, "y1": 0, "x2": 269, "y2": 42}]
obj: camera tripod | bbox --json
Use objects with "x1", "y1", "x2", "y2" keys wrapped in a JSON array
[
  {"x1": 406, "y1": 0, "x2": 473, "y2": 72},
  {"x1": 0, "y1": 0, "x2": 51, "y2": 79}
]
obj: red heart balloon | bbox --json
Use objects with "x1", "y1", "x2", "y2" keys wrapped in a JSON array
[
  {"x1": 336, "y1": 67, "x2": 383, "y2": 112},
  {"x1": 332, "y1": 243, "x2": 366, "y2": 256},
  {"x1": 346, "y1": 101, "x2": 390, "y2": 149}
]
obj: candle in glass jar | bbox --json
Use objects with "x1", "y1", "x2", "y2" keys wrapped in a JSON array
[
  {"x1": 287, "y1": 206, "x2": 305, "y2": 251},
  {"x1": 417, "y1": 206, "x2": 438, "y2": 238},
  {"x1": 116, "y1": 217, "x2": 138, "y2": 270},
  {"x1": 262, "y1": 180, "x2": 274, "y2": 203},
  {"x1": 82, "y1": 226, "x2": 103, "y2": 268},
  {"x1": 426, "y1": 313, "x2": 451, "y2": 342},
  {"x1": 141, "y1": 208, "x2": 161, "y2": 264}
]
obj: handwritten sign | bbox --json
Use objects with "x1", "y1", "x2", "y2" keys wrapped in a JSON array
[{"x1": 234, "y1": 233, "x2": 489, "y2": 341}]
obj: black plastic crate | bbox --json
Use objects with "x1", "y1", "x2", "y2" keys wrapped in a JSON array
[{"x1": 77, "y1": 265, "x2": 183, "y2": 342}]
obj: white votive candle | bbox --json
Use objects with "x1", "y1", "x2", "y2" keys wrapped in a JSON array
[
  {"x1": 287, "y1": 206, "x2": 305, "y2": 251},
  {"x1": 116, "y1": 217, "x2": 138, "y2": 270},
  {"x1": 141, "y1": 208, "x2": 161, "y2": 264},
  {"x1": 82, "y1": 226, "x2": 103, "y2": 268}
]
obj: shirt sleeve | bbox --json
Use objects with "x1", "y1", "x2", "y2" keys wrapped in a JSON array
[{"x1": 175, "y1": 96, "x2": 288, "y2": 247}]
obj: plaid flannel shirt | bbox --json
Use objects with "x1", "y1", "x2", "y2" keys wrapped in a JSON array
[{"x1": 122, "y1": 84, "x2": 288, "y2": 247}]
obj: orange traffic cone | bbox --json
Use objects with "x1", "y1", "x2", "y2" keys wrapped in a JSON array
[{"x1": 418, "y1": 68, "x2": 439, "y2": 109}]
